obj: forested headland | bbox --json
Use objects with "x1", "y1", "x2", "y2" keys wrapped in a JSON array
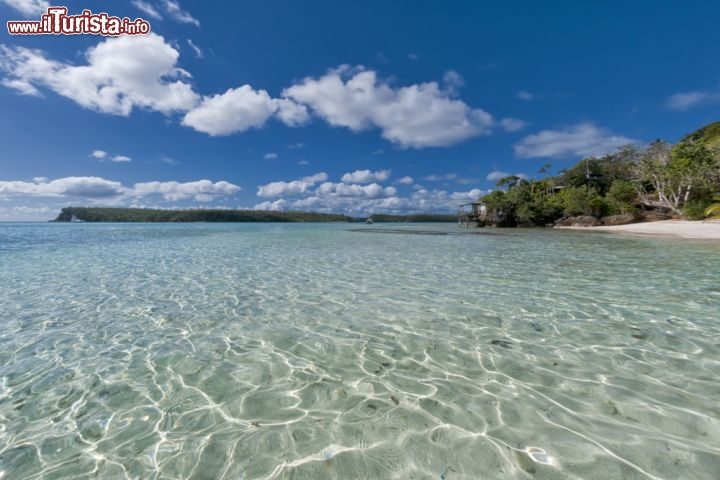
[
  {"x1": 479, "y1": 121, "x2": 720, "y2": 227},
  {"x1": 53, "y1": 207, "x2": 456, "y2": 223}
]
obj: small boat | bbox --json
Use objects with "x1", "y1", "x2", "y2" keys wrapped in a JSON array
[
  {"x1": 366, "y1": 217, "x2": 374, "y2": 224},
  {"x1": 70, "y1": 214, "x2": 85, "y2": 223}
]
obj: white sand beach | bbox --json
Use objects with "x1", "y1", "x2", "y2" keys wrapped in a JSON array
[{"x1": 556, "y1": 220, "x2": 720, "y2": 239}]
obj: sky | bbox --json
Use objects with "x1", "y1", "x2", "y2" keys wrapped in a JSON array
[{"x1": 1, "y1": 0, "x2": 719, "y2": 220}]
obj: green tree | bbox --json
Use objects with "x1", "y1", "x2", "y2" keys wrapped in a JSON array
[{"x1": 633, "y1": 139, "x2": 719, "y2": 216}]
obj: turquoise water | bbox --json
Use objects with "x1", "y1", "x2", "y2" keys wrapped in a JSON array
[{"x1": 1, "y1": 222, "x2": 719, "y2": 479}]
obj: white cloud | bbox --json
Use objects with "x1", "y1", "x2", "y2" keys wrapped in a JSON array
[
  {"x1": 0, "y1": 33, "x2": 199, "y2": 116},
  {"x1": 131, "y1": 0, "x2": 163, "y2": 20},
  {"x1": 486, "y1": 171, "x2": 509, "y2": 182},
  {"x1": 112, "y1": 155, "x2": 131, "y2": 162},
  {"x1": 514, "y1": 123, "x2": 637, "y2": 159},
  {"x1": 517, "y1": 90, "x2": 534, "y2": 101},
  {"x1": 298, "y1": 159, "x2": 309, "y2": 165},
  {"x1": 264, "y1": 152, "x2": 278, "y2": 160},
  {"x1": 0, "y1": 176, "x2": 240, "y2": 202},
  {"x1": 161, "y1": 0, "x2": 199, "y2": 26},
  {"x1": 316, "y1": 182, "x2": 395, "y2": 198},
  {"x1": 283, "y1": 65, "x2": 496, "y2": 148},
  {"x1": 253, "y1": 199, "x2": 288, "y2": 211},
  {"x1": 252, "y1": 170, "x2": 485, "y2": 215},
  {"x1": 397, "y1": 176, "x2": 413, "y2": 185},
  {"x1": 256, "y1": 172, "x2": 328, "y2": 197},
  {"x1": 340, "y1": 169, "x2": 390, "y2": 184},
  {"x1": 485, "y1": 171, "x2": 527, "y2": 182},
  {"x1": 130, "y1": 179, "x2": 240, "y2": 201},
  {"x1": 288, "y1": 142, "x2": 306, "y2": 150},
  {"x1": 425, "y1": 173, "x2": 458, "y2": 182},
  {"x1": 181, "y1": 86, "x2": 309, "y2": 135},
  {"x1": 275, "y1": 98, "x2": 310, "y2": 126},
  {"x1": 665, "y1": 90, "x2": 720, "y2": 111},
  {"x1": 500, "y1": 117, "x2": 527, "y2": 132},
  {"x1": 0, "y1": 78, "x2": 39, "y2": 95},
  {"x1": 1, "y1": 0, "x2": 48, "y2": 17},
  {"x1": 187, "y1": 39, "x2": 203, "y2": 59},
  {"x1": 182, "y1": 86, "x2": 277, "y2": 135},
  {"x1": 90, "y1": 150, "x2": 107, "y2": 159},
  {"x1": 407, "y1": 53, "x2": 419, "y2": 61},
  {"x1": 443, "y1": 70, "x2": 464, "y2": 95},
  {"x1": 0, "y1": 176, "x2": 125, "y2": 198}
]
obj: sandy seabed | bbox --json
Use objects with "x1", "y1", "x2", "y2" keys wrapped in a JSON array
[{"x1": 556, "y1": 219, "x2": 720, "y2": 239}]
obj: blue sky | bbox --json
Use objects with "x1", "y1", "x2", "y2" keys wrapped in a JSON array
[{"x1": 1, "y1": 0, "x2": 719, "y2": 220}]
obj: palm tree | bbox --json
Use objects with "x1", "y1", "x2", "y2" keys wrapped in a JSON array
[{"x1": 705, "y1": 196, "x2": 720, "y2": 217}]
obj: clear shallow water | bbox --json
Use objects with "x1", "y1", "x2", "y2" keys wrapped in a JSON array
[{"x1": 1, "y1": 222, "x2": 719, "y2": 479}]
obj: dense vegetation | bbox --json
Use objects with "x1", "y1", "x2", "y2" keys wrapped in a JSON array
[
  {"x1": 55, "y1": 207, "x2": 352, "y2": 222},
  {"x1": 480, "y1": 121, "x2": 720, "y2": 226},
  {"x1": 54, "y1": 207, "x2": 456, "y2": 223}
]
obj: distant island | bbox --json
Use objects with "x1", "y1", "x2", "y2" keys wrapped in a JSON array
[
  {"x1": 468, "y1": 120, "x2": 720, "y2": 227},
  {"x1": 53, "y1": 207, "x2": 456, "y2": 223}
]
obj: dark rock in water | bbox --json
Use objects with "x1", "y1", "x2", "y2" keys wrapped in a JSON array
[
  {"x1": 514, "y1": 450, "x2": 536, "y2": 474},
  {"x1": 390, "y1": 395, "x2": 400, "y2": 405},
  {"x1": 640, "y1": 211, "x2": 674, "y2": 222},
  {"x1": 572, "y1": 215, "x2": 602, "y2": 227},
  {"x1": 601, "y1": 213, "x2": 637, "y2": 226},
  {"x1": 530, "y1": 321, "x2": 544, "y2": 332},
  {"x1": 601, "y1": 400, "x2": 619, "y2": 416},
  {"x1": 630, "y1": 327, "x2": 648, "y2": 340},
  {"x1": 491, "y1": 339, "x2": 513, "y2": 349},
  {"x1": 554, "y1": 215, "x2": 601, "y2": 227}
]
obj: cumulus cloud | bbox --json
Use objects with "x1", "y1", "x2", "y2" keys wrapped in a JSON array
[
  {"x1": 264, "y1": 152, "x2": 278, "y2": 160},
  {"x1": 500, "y1": 117, "x2": 527, "y2": 132},
  {"x1": 517, "y1": 90, "x2": 534, "y2": 101},
  {"x1": 316, "y1": 182, "x2": 395, "y2": 198},
  {"x1": 257, "y1": 172, "x2": 328, "y2": 197},
  {"x1": 514, "y1": 123, "x2": 637, "y2": 159},
  {"x1": 161, "y1": 0, "x2": 199, "y2": 26},
  {"x1": 275, "y1": 98, "x2": 310, "y2": 126},
  {"x1": 283, "y1": 65, "x2": 496, "y2": 148},
  {"x1": 253, "y1": 170, "x2": 484, "y2": 215},
  {"x1": 1, "y1": 43, "x2": 522, "y2": 147},
  {"x1": 181, "y1": 86, "x2": 309, "y2": 135},
  {"x1": 397, "y1": 176, "x2": 413, "y2": 185},
  {"x1": 0, "y1": 176, "x2": 240, "y2": 202},
  {"x1": 486, "y1": 171, "x2": 509, "y2": 182},
  {"x1": 130, "y1": 179, "x2": 240, "y2": 201},
  {"x1": 443, "y1": 70, "x2": 464, "y2": 95},
  {"x1": 0, "y1": 176, "x2": 125, "y2": 198},
  {"x1": 425, "y1": 173, "x2": 458, "y2": 182},
  {"x1": 485, "y1": 171, "x2": 528, "y2": 182},
  {"x1": 665, "y1": 90, "x2": 720, "y2": 111},
  {"x1": 131, "y1": 0, "x2": 163, "y2": 20},
  {"x1": 340, "y1": 169, "x2": 390, "y2": 184},
  {"x1": 0, "y1": 33, "x2": 199, "y2": 116},
  {"x1": 182, "y1": 86, "x2": 277, "y2": 135},
  {"x1": 90, "y1": 150, "x2": 131, "y2": 162},
  {"x1": 1, "y1": 0, "x2": 48, "y2": 17}
]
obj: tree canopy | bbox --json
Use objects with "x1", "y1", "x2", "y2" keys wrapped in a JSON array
[{"x1": 480, "y1": 121, "x2": 720, "y2": 226}]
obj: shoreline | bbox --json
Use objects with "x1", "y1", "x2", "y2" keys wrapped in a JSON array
[{"x1": 555, "y1": 219, "x2": 720, "y2": 239}]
